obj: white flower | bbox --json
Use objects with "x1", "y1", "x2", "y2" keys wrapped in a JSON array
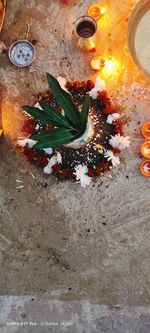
[
  {"x1": 43, "y1": 148, "x2": 53, "y2": 155},
  {"x1": 18, "y1": 138, "x2": 37, "y2": 148},
  {"x1": 34, "y1": 102, "x2": 43, "y2": 110},
  {"x1": 35, "y1": 124, "x2": 40, "y2": 131},
  {"x1": 56, "y1": 151, "x2": 62, "y2": 164},
  {"x1": 73, "y1": 164, "x2": 92, "y2": 188},
  {"x1": 57, "y1": 76, "x2": 68, "y2": 92},
  {"x1": 89, "y1": 77, "x2": 106, "y2": 100},
  {"x1": 104, "y1": 150, "x2": 120, "y2": 167},
  {"x1": 107, "y1": 113, "x2": 120, "y2": 124},
  {"x1": 43, "y1": 152, "x2": 62, "y2": 174},
  {"x1": 44, "y1": 156, "x2": 57, "y2": 174},
  {"x1": 109, "y1": 134, "x2": 130, "y2": 150}
]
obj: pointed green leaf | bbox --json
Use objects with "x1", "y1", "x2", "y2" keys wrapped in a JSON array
[
  {"x1": 32, "y1": 128, "x2": 80, "y2": 149},
  {"x1": 80, "y1": 95, "x2": 90, "y2": 129},
  {"x1": 46, "y1": 73, "x2": 82, "y2": 127},
  {"x1": 23, "y1": 105, "x2": 53, "y2": 125},
  {"x1": 39, "y1": 101, "x2": 77, "y2": 130}
]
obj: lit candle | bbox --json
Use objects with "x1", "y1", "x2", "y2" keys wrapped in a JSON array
[
  {"x1": 141, "y1": 141, "x2": 150, "y2": 159},
  {"x1": 91, "y1": 56, "x2": 120, "y2": 77},
  {"x1": 88, "y1": 4, "x2": 107, "y2": 22},
  {"x1": 142, "y1": 122, "x2": 150, "y2": 140},
  {"x1": 91, "y1": 56, "x2": 105, "y2": 70},
  {"x1": 140, "y1": 160, "x2": 150, "y2": 177}
]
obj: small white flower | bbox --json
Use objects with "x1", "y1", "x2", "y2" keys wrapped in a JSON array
[
  {"x1": 107, "y1": 113, "x2": 120, "y2": 124},
  {"x1": 56, "y1": 151, "x2": 62, "y2": 164},
  {"x1": 34, "y1": 102, "x2": 43, "y2": 110},
  {"x1": 109, "y1": 134, "x2": 130, "y2": 150},
  {"x1": 35, "y1": 124, "x2": 40, "y2": 131},
  {"x1": 43, "y1": 155, "x2": 58, "y2": 174},
  {"x1": 73, "y1": 164, "x2": 92, "y2": 188},
  {"x1": 89, "y1": 77, "x2": 106, "y2": 100},
  {"x1": 57, "y1": 76, "x2": 68, "y2": 92},
  {"x1": 104, "y1": 150, "x2": 120, "y2": 167},
  {"x1": 43, "y1": 148, "x2": 53, "y2": 155},
  {"x1": 18, "y1": 138, "x2": 37, "y2": 148},
  {"x1": 43, "y1": 152, "x2": 62, "y2": 174}
]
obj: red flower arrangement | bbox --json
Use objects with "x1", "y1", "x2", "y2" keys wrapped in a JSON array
[{"x1": 19, "y1": 79, "x2": 125, "y2": 184}]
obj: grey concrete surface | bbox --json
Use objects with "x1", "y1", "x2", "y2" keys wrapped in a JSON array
[
  {"x1": 0, "y1": 0, "x2": 150, "y2": 331},
  {"x1": 1, "y1": 297, "x2": 150, "y2": 333}
]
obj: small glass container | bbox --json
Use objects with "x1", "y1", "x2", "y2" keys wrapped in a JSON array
[{"x1": 73, "y1": 15, "x2": 97, "y2": 51}]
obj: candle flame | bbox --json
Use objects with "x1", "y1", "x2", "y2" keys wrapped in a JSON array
[
  {"x1": 102, "y1": 58, "x2": 121, "y2": 77},
  {"x1": 100, "y1": 7, "x2": 107, "y2": 15}
]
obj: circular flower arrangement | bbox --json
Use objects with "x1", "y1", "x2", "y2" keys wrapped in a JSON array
[{"x1": 18, "y1": 75, "x2": 130, "y2": 187}]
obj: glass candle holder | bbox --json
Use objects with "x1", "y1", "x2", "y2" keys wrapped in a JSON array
[
  {"x1": 140, "y1": 160, "x2": 150, "y2": 177},
  {"x1": 73, "y1": 15, "x2": 97, "y2": 51},
  {"x1": 142, "y1": 122, "x2": 150, "y2": 140},
  {"x1": 141, "y1": 141, "x2": 150, "y2": 159}
]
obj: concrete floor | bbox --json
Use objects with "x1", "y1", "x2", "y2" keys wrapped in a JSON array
[{"x1": 0, "y1": 0, "x2": 150, "y2": 331}]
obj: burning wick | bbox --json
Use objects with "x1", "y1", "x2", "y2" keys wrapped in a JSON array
[
  {"x1": 104, "y1": 59, "x2": 115, "y2": 73},
  {"x1": 88, "y1": 4, "x2": 107, "y2": 21},
  {"x1": 91, "y1": 56, "x2": 119, "y2": 76}
]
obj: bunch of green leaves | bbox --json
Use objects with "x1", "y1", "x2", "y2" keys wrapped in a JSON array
[{"x1": 23, "y1": 73, "x2": 90, "y2": 149}]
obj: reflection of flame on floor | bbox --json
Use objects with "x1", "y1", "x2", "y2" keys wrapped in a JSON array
[
  {"x1": 0, "y1": 85, "x2": 2, "y2": 136},
  {"x1": 1, "y1": 97, "x2": 24, "y2": 141}
]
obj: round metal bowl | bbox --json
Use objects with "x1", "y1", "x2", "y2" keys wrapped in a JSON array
[
  {"x1": 127, "y1": 0, "x2": 150, "y2": 79},
  {"x1": 8, "y1": 40, "x2": 36, "y2": 67}
]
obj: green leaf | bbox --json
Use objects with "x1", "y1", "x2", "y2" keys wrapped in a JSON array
[
  {"x1": 46, "y1": 73, "x2": 82, "y2": 128},
  {"x1": 32, "y1": 127, "x2": 81, "y2": 149},
  {"x1": 39, "y1": 101, "x2": 77, "y2": 131},
  {"x1": 80, "y1": 95, "x2": 90, "y2": 129},
  {"x1": 23, "y1": 105, "x2": 53, "y2": 125}
]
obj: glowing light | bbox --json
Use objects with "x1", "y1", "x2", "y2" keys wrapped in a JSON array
[
  {"x1": 100, "y1": 7, "x2": 107, "y2": 15},
  {"x1": 104, "y1": 60, "x2": 115, "y2": 73},
  {"x1": 141, "y1": 141, "x2": 150, "y2": 159},
  {"x1": 88, "y1": 4, "x2": 107, "y2": 21},
  {"x1": 101, "y1": 57, "x2": 121, "y2": 77},
  {"x1": 91, "y1": 56, "x2": 121, "y2": 78}
]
